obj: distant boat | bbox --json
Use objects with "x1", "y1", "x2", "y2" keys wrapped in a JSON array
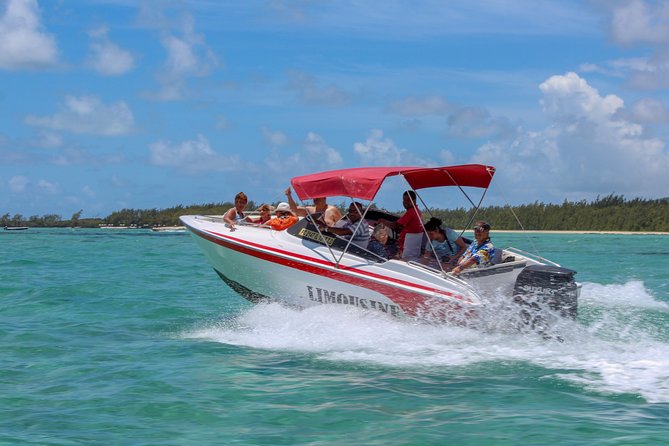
[
  {"x1": 151, "y1": 226, "x2": 186, "y2": 233},
  {"x1": 3, "y1": 226, "x2": 29, "y2": 231}
]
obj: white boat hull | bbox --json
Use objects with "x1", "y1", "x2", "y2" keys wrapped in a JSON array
[{"x1": 181, "y1": 215, "x2": 576, "y2": 325}]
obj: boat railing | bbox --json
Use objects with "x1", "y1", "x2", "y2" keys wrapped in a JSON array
[
  {"x1": 407, "y1": 260, "x2": 482, "y2": 298},
  {"x1": 504, "y1": 247, "x2": 561, "y2": 267},
  {"x1": 197, "y1": 215, "x2": 226, "y2": 223},
  {"x1": 196, "y1": 214, "x2": 275, "y2": 229}
]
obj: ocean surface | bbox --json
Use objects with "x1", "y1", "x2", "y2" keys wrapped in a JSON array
[{"x1": 2, "y1": 228, "x2": 669, "y2": 445}]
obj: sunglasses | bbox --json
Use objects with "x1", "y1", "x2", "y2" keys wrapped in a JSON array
[{"x1": 473, "y1": 225, "x2": 489, "y2": 232}]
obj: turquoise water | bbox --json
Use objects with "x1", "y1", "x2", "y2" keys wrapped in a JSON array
[{"x1": 2, "y1": 228, "x2": 669, "y2": 445}]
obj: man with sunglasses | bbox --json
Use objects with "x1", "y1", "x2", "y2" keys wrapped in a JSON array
[{"x1": 452, "y1": 221, "x2": 495, "y2": 276}]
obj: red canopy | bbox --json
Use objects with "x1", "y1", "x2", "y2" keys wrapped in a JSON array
[{"x1": 290, "y1": 164, "x2": 495, "y2": 201}]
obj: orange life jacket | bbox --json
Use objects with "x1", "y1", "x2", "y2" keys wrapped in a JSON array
[{"x1": 267, "y1": 216, "x2": 298, "y2": 231}]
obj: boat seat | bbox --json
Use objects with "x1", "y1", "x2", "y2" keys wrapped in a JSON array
[
  {"x1": 461, "y1": 259, "x2": 527, "y2": 278},
  {"x1": 492, "y1": 248, "x2": 503, "y2": 265}
]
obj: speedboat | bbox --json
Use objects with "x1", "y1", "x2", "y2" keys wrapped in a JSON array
[{"x1": 180, "y1": 165, "x2": 579, "y2": 326}]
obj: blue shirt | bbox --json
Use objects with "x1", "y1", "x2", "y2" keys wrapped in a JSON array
[
  {"x1": 461, "y1": 239, "x2": 495, "y2": 267},
  {"x1": 367, "y1": 239, "x2": 389, "y2": 259},
  {"x1": 428, "y1": 227, "x2": 460, "y2": 259}
]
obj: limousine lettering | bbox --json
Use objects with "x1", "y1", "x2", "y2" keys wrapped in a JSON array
[{"x1": 306, "y1": 285, "x2": 401, "y2": 317}]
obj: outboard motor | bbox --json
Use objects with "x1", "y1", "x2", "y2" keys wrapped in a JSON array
[{"x1": 512, "y1": 265, "x2": 578, "y2": 336}]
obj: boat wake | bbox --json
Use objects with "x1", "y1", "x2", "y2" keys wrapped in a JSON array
[{"x1": 183, "y1": 280, "x2": 669, "y2": 403}]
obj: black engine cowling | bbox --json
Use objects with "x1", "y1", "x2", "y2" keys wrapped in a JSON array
[{"x1": 512, "y1": 264, "x2": 578, "y2": 320}]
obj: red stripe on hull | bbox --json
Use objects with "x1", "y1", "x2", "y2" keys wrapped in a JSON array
[{"x1": 190, "y1": 226, "x2": 473, "y2": 318}]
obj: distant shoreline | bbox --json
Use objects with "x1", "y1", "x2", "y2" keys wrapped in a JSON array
[
  {"x1": 5, "y1": 226, "x2": 666, "y2": 236},
  {"x1": 485, "y1": 230, "x2": 668, "y2": 235}
]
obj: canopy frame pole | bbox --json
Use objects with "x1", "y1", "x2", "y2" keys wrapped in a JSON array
[
  {"x1": 397, "y1": 174, "x2": 450, "y2": 275},
  {"x1": 335, "y1": 200, "x2": 372, "y2": 267},
  {"x1": 290, "y1": 183, "x2": 340, "y2": 263},
  {"x1": 442, "y1": 168, "x2": 490, "y2": 240}
]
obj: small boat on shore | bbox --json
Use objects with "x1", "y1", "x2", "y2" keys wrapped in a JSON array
[
  {"x1": 151, "y1": 226, "x2": 186, "y2": 233},
  {"x1": 181, "y1": 164, "x2": 580, "y2": 329},
  {"x1": 3, "y1": 226, "x2": 29, "y2": 231}
]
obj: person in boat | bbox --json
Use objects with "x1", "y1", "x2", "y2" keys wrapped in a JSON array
[
  {"x1": 423, "y1": 217, "x2": 468, "y2": 268},
  {"x1": 248, "y1": 203, "x2": 274, "y2": 225},
  {"x1": 223, "y1": 192, "x2": 249, "y2": 228},
  {"x1": 284, "y1": 187, "x2": 342, "y2": 227},
  {"x1": 452, "y1": 221, "x2": 495, "y2": 275},
  {"x1": 367, "y1": 223, "x2": 391, "y2": 259},
  {"x1": 376, "y1": 190, "x2": 423, "y2": 260},
  {"x1": 317, "y1": 202, "x2": 370, "y2": 248},
  {"x1": 265, "y1": 202, "x2": 299, "y2": 231}
]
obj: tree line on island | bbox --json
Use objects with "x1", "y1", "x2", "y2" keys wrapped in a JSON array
[{"x1": 2, "y1": 194, "x2": 668, "y2": 232}]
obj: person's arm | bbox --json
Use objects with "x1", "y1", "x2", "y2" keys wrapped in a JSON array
[
  {"x1": 223, "y1": 208, "x2": 237, "y2": 227},
  {"x1": 284, "y1": 187, "x2": 308, "y2": 217},
  {"x1": 450, "y1": 237, "x2": 468, "y2": 265},
  {"x1": 452, "y1": 255, "x2": 477, "y2": 275},
  {"x1": 317, "y1": 221, "x2": 352, "y2": 237},
  {"x1": 451, "y1": 243, "x2": 476, "y2": 275}
]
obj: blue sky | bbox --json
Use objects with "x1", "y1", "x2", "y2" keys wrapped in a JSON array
[{"x1": 1, "y1": 0, "x2": 669, "y2": 218}]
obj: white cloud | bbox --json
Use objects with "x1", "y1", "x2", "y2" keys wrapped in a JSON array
[
  {"x1": 50, "y1": 146, "x2": 124, "y2": 166},
  {"x1": 303, "y1": 132, "x2": 343, "y2": 166},
  {"x1": 110, "y1": 175, "x2": 125, "y2": 188},
  {"x1": 616, "y1": 97, "x2": 669, "y2": 124},
  {"x1": 439, "y1": 149, "x2": 455, "y2": 165},
  {"x1": 30, "y1": 131, "x2": 63, "y2": 148},
  {"x1": 82, "y1": 185, "x2": 95, "y2": 198},
  {"x1": 388, "y1": 95, "x2": 454, "y2": 116},
  {"x1": 146, "y1": 14, "x2": 218, "y2": 101},
  {"x1": 539, "y1": 72, "x2": 624, "y2": 121},
  {"x1": 263, "y1": 131, "x2": 343, "y2": 175},
  {"x1": 610, "y1": 0, "x2": 669, "y2": 45},
  {"x1": 0, "y1": 0, "x2": 58, "y2": 70},
  {"x1": 387, "y1": 95, "x2": 516, "y2": 140},
  {"x1": 25, "y1": 95, "x2": 135, "y2": 136},
  {"x1": 447, "y1": 106, "x2": 517, "y2": 140},
  {"x1": 86, "y1": 26, "x2": 134, "y2": 76},
  {"x1": 216, "y1": 115, "x2": 230, "y2": 130},
  {"x1": 257, "y1": 1, "x2": 597, "y2": 38},
  {"x1": 473, "y1": 72, "x2": 669, "y2": 201},
  {"x1": 353, "y1": 129, "x2": 427, "y2": 166},
  {"x1": 261, "y1": 126, "x2": 289, "y2": 147},
  {"x1": 286, "y1": 71, "x2": 351, "y2": 106},
  {"x1": 591, "y1": 1, "x2": 669, "y2": 89},
  {"x1": 36, "y1": 179, "x2": 59, "y2": 194},
  {"x1": 9, "y1": 175, "x2": 28, "y2": 192},
  {"x1": 149, "y1": 134, "x2": 240, "y2": 174}
]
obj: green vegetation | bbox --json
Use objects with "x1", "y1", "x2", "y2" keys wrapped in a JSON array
[
  {"x1": 430, "y1": 194, "x2": 669, "y2": 232},
  {"x1": 2, "y1": 194, "x2": 667, "y2": 232}
]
